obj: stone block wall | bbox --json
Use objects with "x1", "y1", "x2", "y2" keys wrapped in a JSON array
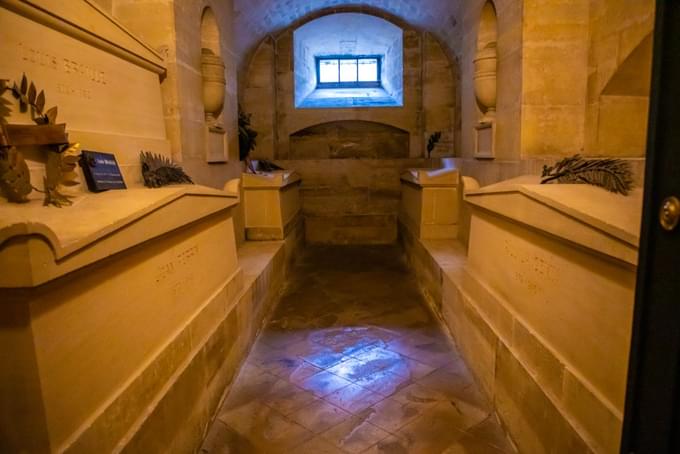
[
  {"x1": 289, "y1": 121, "x2": 410, "y2": 159},
  {"x1": 276, "y1": 158, "x2": 438, "y2": 244}
]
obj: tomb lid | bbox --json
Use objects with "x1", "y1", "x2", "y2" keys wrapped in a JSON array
[
  {"x1": 466, "y1": 175, "x2": 642, "y2": 265},
  {"x1": 400, "y1": 167, "x2": 459, "y2": 186},
  {"x1": 0, "y1": 185, "x2": 238, "y2": 287},
  {"x1": 242, "y1": 171, "x2": 301, "y2": 189}
]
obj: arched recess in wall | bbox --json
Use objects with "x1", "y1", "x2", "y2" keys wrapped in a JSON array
[
  {"x1": 240, "y1": 6, "x2": 458, "y2": 160},
  {"x1": 474, "y1": 1, "x2": 497, "y2": 120},
  {"x1": 289, "y1": 120, "x2": 410, "y2": 159},
  {"x1": 200, "y1": 7, "x2": 228, "y2": 162},
  {"x1": 472, "y1": 0, "x2": 498, "y2": 158}
]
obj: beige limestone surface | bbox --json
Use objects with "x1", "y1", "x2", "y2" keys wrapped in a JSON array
[
  {"x1": 0, "y1": 185, "x2": 238, "y2": 287},
  {"x1": 466, "y1": 175, "x2": 642, "y2": 264},
  {"x1": 400, "y1": 221, "x2": 632, "y2": 453},
  {"x1": 242, "y1": 171, "x2": 302, "y2": 240},
  {"x1": 1, "y1": 200, "x2": 242, "y2": 452},
  {"x1": 0, "y1": 0, "x2": 170, "y2": 189},
  {"x1": 243, "y1": 15, "x2": 456, "y2": 161},
  {"x1": 400, "y1": 166, "x2": 461, "y2": 240}
]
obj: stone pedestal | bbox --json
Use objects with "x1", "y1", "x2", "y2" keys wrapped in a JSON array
[
  {"x1": 205, "y1": 125, "x2": 228, "y2": 163},
  {"x1": 242, "y1": 171, "x2": 302, "y2": 240},
  {"x1": 474, "y1": 121, "x2": 496, "y2": 159},
  {"x1": 0, "y1": 186, "x2": 242, "y2": 453},
  {"x1": 399, "y1": 166, "x2": 460, "y2": 239}
]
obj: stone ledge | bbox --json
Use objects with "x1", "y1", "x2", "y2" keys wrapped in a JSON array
[{"x1": 0, "y1": 186, "x2": 238, "y2": 287}]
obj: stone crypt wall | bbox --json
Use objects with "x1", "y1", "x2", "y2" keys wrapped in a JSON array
[
  {"x1": 242, "y1": 10, "x2": 458, "y2": 244},
  {"x1": 454, "y1": 0, "x2": 653, "y2": 188},
  {"x1": 242, "y1": 12, "x2": 457, "y2": 161},
  {"x1": 106, "y1": 0, "x2": 246, "y2": 242}
]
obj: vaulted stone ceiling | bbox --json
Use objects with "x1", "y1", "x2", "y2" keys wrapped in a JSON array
[{"x1": 233, "y1": 0, "x2": 462, "y2": 61}]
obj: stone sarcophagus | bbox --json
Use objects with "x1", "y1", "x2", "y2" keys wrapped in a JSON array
[
  {"x1": 242, "y1": 170, "x2": 302, "y2": 240},
  {"x1": 458, "y1": 175, "x2": 641, "y2": 453},
  {"x1": 0, "y1": 187, "x2": 242, "y2": 453},
  {"x1": 0, "y1": 2, "x2": 244, "y2": 452},
  {"x1": 399, "y1": 164, "x2": 460, "y2": 240}
]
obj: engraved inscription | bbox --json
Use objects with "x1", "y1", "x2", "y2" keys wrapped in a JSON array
[
  {"x1": 176, "y1": 246, "x2": 199, "y2": 266},
  {"x1": 57, "y1": 83, "x2": 92, "y2": 99},
  {"x1": 156, "y1": 262, "x2": 175, "y2": 284},
  {"x1": 155, "y1": 245, "x2": 200, "y2": 285},
  {"x1": 18, "y1": 42, "x2": 107, "y2": 85},
  {"x1": 503, "y1": 240, "x2": 558, "y2": 296},
  {"x1": 172, "y1": 275, "x2": 196, "y2": 297}
]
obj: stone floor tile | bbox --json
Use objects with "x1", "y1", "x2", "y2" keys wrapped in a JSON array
[
  {"x1": 258, "y1": 327, "x2": 311, "y2": 350},
  {"x1": 220, "y1": 371, "x2": 280, "y2": 412},
  {"x1": 323, "y1": 383, "x2": 385, "y2": 414},
  {"x1": 362, "y1": 395, "x2": 430, "y2": 432},
  {"x1": 262, "y1": 378, "x2": 318, "y2": 415},
  {"x1": 294, "y1": 435, "x2": 348, "y2": 454},
  {"x1": 298, "y1": 370, "x2": 354, "y2": 397},
  {"x1": 353, "y1": 369, "x2": 411, "y2": 397},
  {"x1": 320, "y1": 416, "x2": 391, "y2": 454},
  {"x1": 285, "y1": 340, "x2": 350, "y2": 369},
  {"x1": 386, "y1": 333, "x2": 459, "y2": 368},
  {"x1": 463, "y1": 415, "x2": 517, "y2": 453},
  {"x1": 326, "y1": 357, "x2": 382, "y2": 382},
  {"x1": 217, "y1": 400, "x2": 314, "y2": 452},
  {"x1": 283, "y1": 361, "x2": 323, "y2": 386},
  {"x1": 288, "y1": 399, "x2": 352, "y2": 434},
  {"x1": 442, "y1": 435, "x2": 512, "y2": 454},
  {"x1": 352, "y1": 346, "x2": 436, "y2": 381},
  {"x1": 416, "y1": 367, "x2": 476, "y2": 400},
  {"x1": 201, "y1": 245, "x2": 514, "y2": 453},
  {"x1": 309, "y1": 326, "x2": 384, "y2": 352},
  {"x1": 397, "y1": 405, "x2": 470, "y2": 453},
  {"x1": 362, "y1": 435, "x2": 411, "y2": 454},
  {"x1": 252, "y1": 349, "x2": 308, "y2": 379}
]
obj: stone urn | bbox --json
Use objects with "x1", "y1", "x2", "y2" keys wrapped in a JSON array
[
  {"x1": 201, "y1": 48, "x2": 225, "y2": 127},
  {"x1": 473, "y1": 41, "x2": 497, "y2": 123}
]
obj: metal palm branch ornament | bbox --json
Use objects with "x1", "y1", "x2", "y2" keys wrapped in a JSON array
[
  {"x1": 140, "y1": 151, "x2": 193, "y2": 188},
  {"x1": 541, "y1": 154, "x2": 634, "y2": 196}
]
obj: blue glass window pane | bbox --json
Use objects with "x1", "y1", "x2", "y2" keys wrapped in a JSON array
[
  {"x1": 358, "y1": 58, "x2": 378, "y2": 82},
  {"x1": 319, "y1": 59, "x2": 339, "y2": 83},
  {"x1": 339, "y1": 59, "x2": 358, "y2": 82}
]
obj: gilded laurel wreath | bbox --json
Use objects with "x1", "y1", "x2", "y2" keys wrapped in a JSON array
[{"x1": 0, "y1": 74, "x2": 80, "y2": 207}]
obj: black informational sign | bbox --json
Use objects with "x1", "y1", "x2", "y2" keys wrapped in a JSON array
[{"x1": 79, "y1": 150, "x2": 127, "y2": 192}]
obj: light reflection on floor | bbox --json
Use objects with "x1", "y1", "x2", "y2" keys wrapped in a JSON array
[{"x1": 200, "y1": 245, "x2": 516, "y2": 453}]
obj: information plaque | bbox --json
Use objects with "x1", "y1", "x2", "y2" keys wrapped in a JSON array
[{"x1": 80, "y1": 150, "x2": 127, "y2": 192}]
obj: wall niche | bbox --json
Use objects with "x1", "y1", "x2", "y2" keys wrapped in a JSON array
[
  {"x1": 473, "y1": 0, "x2": 497, "y2": 159},
  {"x1": 200, "y1": 7, "x2": 228, "y2": 163},
  {"x1": 289, "y1": 121, "x2": 409, "y2": 159}
]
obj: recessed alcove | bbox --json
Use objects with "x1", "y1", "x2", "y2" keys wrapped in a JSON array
[
  {"x1": 293, "y1": 13, "x2": 403, "y2": 109},
  {"x1": 289, "y1": 120, "x2": 409, "y2": 159},
  {"x1": 200, "y1": 7, "x2": 229, "y2": 163}
]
